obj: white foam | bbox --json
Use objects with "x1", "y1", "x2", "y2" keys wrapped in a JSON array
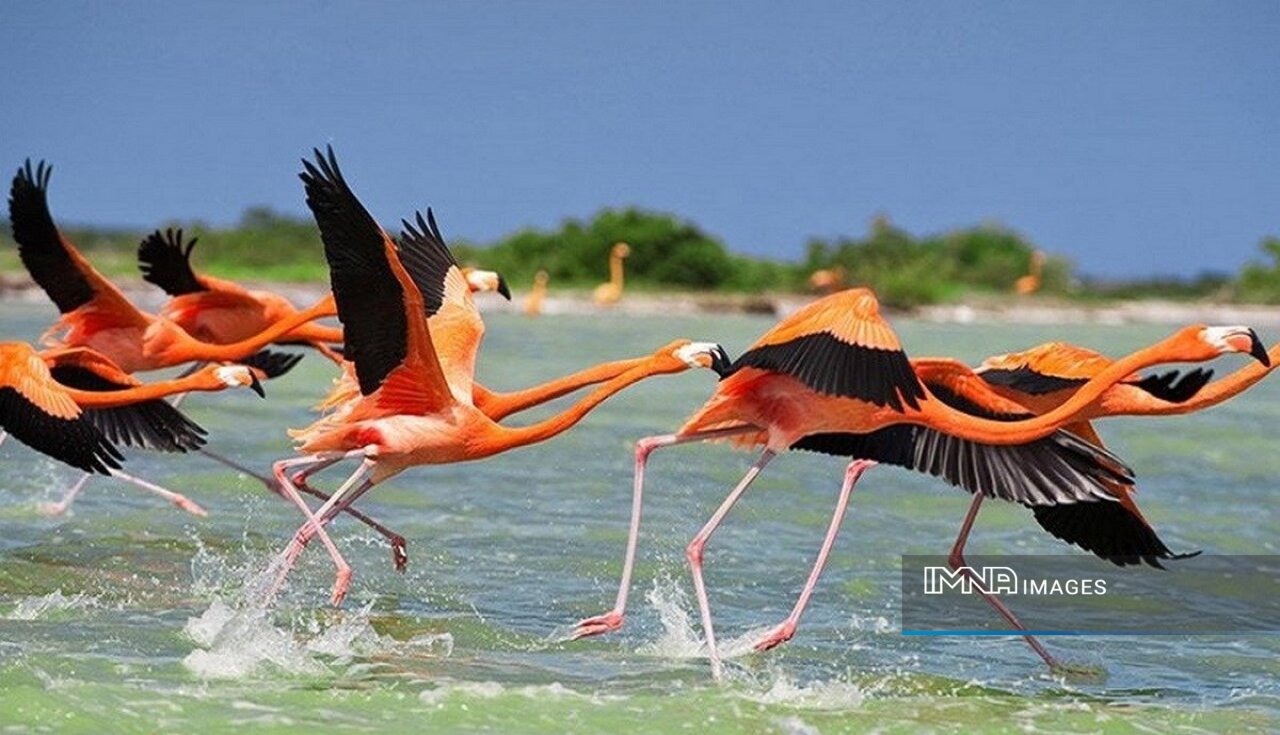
[
  {"x1": 743, "y1": 672, "x2": 868, "y2": 711},
  {"x1": 417, "y1": 681, "x2": 595, "y2": 707},
  {"x1": 633, "y1": 577, "x2": 796, "y2": 661},
  {"x1": 4, "y1": 590, "x2": 98, "y2": 620}
]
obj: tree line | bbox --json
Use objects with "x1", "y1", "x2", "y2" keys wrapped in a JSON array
[{"x1": 0, "y1": 206, "x2": 1274, "y2": 307}]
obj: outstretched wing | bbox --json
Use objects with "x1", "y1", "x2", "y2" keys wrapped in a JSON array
[
  {"x1": 979, "y1": 342, "x2": 1214, "y2": 403},
  {"x1": 790, "y1": 372, "x2": 1135, "y2": 507},
  {"x1": 137, "y1": 228, "x2": 207, "y2": 296},
  {"x1": 0, "y1": 343, "x2": 122, "y2": 473},
  {"x1": 398, "y1": 209, "x2": 483, "y2": 401},
  {"x1": 47, "y1": 363, "x2": 206, "y2": 453},
  {"x1": 728, "y1": 289, "x2": 925, "y2": 411},
  {"x1": 299, "y1": 146, "x2": 452, "y2": 414},
  {"x1": 8, "y1": 160, "x2": 149, "y2": 327}
]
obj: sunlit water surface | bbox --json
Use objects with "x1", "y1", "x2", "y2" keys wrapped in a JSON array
[{"x1": 1, "y1": 302, "x2": 1277, "y2": 733}]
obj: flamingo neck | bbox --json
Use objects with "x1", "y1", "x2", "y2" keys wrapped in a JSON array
[
  {"x1": 917, "y1": 332, "x2": 1198, "y2": 443},
  {"x1": 610, "y1": 256, "x2": 624, "y2": 289},
  {"x1": 475, "y1": 356, "x2": 649, "y2": 421},
  {"x1": 1132, "y1": 342, "x2": 1280, "y2": 416},
  {"x1": 158, "y1": 295, "x2": 337, "y2": 365},
  {"x1": 64, "y1": 374, "x2": 219, "y2": 407},
  {"x1": 479, "y1": 360, "x2": 666, "y2": 453}
]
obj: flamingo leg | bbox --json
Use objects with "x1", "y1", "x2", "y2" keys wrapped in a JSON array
[
  {"x1": 199, "y1": 446, "x2": 397, "y2": 554},
  {"x1": 687, "y1": 449, "x2": 776, "y2": 681},
  {"x1": 948, "y1": 493, "x2": 1061, "y2": 670},
  {"x1": 38, "y1": 472, "x2": 92, "y2": 516},
  {"x1": 197, "y1": 447, "x2": 280, "y2": 495},
  {"x1": 291, "y1": 459, "x2": 407, "y2": 572},
  {"x1": 754, "y1": 459, "x2": 877, "y2": 652},
  {"x1": 108, "y1": 469, "x2": 207, "y2": 515},
  {"x1": 266, "y1": 453, "x2": 363, "y2": 604},
  {"x1": 572, "y1": 426, "x2": 756, "y2": 639}
]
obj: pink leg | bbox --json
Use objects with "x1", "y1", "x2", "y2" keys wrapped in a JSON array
[
  {"x1": 109, "y1": 469, "x2": 207, "y2": 515},
  {"x1": 949, "y1": 493, "x2": 1060, "y2": 670},
  {"x1": 572, "y1": 426, "x2": 755, "y2": 639},
  {"x1": 755, "y1": 459, "x2": 877, "y2": 652},
  {"x1": 687, "y1": 449, "x2": 776, "y2": 681},
  {"x1": 265, "y1": 453, "x2": 363, "y2": 604},
  {"x1": 38, "y1": 472, "x2": 92, "y2": 516}
]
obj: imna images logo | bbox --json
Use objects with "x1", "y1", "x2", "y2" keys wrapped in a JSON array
[{"x1": 922, "y1": 566, "x2": 1106, "y2": 596}]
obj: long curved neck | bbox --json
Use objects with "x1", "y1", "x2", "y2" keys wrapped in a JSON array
[
  {"x1": 64, "y1": 374, "x2": 220, "y2": 407},
  {"x1": 1123, "y1": 343, "x2": 1280, "y2": 417},
  {"x1": 478, "y1": 361, "x2": 673, "y2": 454},
  {"x1": 917, "y1": 331, "x2": 1200, "y2": 443},
  {"x1": 610, "y1": 255, "x2": 624, "y2": 288},
  {"x1": 475, "y1": 356, "x2": 649, "y2": 421},
  {"x1": 165, "y1": 295, "x2": 337, "y2": 364}
]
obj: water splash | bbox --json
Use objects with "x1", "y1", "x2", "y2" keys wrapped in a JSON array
[{"x1": 4, "y1": 590, "x2": 99, "y2": 620}]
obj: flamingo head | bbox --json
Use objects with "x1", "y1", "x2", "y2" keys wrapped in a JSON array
[
  {"x1": 612, "y1": 242, "x2": 631, "y2": 259},
  {"x1": 213, "y1": 365, "x2": 267, "y2": 397},
  {"x1": 674, "y1": 341, "x2": 733, "y2": 376},
  {"x1": 1200, "y1": 326, "x2": 1270, "y2": 366},
  {"x1": 463, "y1": 269, "x2": 511, "y2": 300}
]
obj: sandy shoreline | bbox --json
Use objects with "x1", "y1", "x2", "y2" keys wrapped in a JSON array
[{"x1": 2, "y1": 275, "x2": 1277, "y2": 326}]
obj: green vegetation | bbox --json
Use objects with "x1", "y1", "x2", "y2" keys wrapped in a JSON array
[{"x1": 0, "y1": 206, "x2": 1274, "y2": 308}]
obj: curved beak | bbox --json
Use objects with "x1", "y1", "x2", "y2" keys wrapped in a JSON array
[
  {"x1": 1249, "y1": 331, "x2": 1271, "y2": 366},
  {"x1": 710, "y1": 345, "x2": 734, "y2": 378},
  {"x1": 496, "y1": 275, "x2": 511, "y2": 301},
  {"x1": 249, "y1": 373, "x2": 267, "y2": 398}
]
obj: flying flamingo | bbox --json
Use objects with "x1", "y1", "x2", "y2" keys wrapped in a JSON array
[
  {"x1": 887, "y1": 341, "x2": 1279, "y2": 668},
  {"x1": 569, "y1": 287, "x2": 1268, "y2": 677},
  {"x1": 0, "y1": 342, "x2": 266, "y2": 513},
  {"x1": 592, "y1": 242, "x2": 630, "y2": 305},
  {"x1": 9, "y1": 159, "x2": 333, "y2": 510},
  {"x1": 257, "y1": 147, "x2": 728, "y2": 605},
  {"x1": 137, "y1": 228, "x2": 344, "y2": 362},
  {"x1": 8, "y1": 159, "x2": 338, "y2": 374},
  {"x1": 286, "y1": 209, "x2": 731, "y2": 569}
]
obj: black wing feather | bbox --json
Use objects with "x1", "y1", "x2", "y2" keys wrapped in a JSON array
[
  {"x1": 0, "y1": 387, "x2": 123, "y2": 474},
  {"x1": 299, "y1": 146, "x2": 406, "y2": 396},
  {"x1": 8, "y1": 159, "x2": 97, "y2": 313},
  {"x1": 138, "y1": 228, "x2": 206, "y2": 296},
  {"x1": 791, "y1": 382, "x2": 1134, "y2": 507},
  {"x1": 1131, "y1": 368, "x2": 1213, "y2": 403},
  {"x1": 1031, "y1": 503, "x2": 1201, "y2": 568},
  {"x1": 242, "y1": 349, "x2": 305, "y2": 379},
  {"x1": 397, "y1": 209, "x2": 458, "y2": 317},
  {"x1": 730, "y1": 333, "x2": 926, "y2": 412},
  {"x1": 978, "y1": 366, "x2": 1086, "y2": 395},
  {"x1": 48, "y1": 365, "x2": 206, "y2": 453}
]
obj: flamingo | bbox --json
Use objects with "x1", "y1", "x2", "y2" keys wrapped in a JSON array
[
  {"x1": 523, "y1": 269, "x2": 549, "y2": 316},
  {"x1": 8, "y1": 159, "x2": 338, "y2": 374},
  {"x1": 592, "y1": 242, "x2": 630, "y2": 305},
  {"x1": 137, "y1": 228, "x2": 344, "y2": 362},
  {"x1": 1014, "y1": 250, "x2": 1045, "y2": 295},
  {"x1": 257, "y1": 147, "x2": 728, "y2": 605},
  {"x1": 459, "y1": 267, "x2": 511, "y2": 300},
  {"x1": 0, "y1": 342, "x2": 266, "y2": 513},
  {"x1": 569, "y1": 287, "x2": 1268, "y2": 677}
]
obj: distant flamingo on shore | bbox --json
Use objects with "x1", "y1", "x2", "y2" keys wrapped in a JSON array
[
  {"x1": 523, "y1": 270, "x2": 549, "y2": 316},
  {"x1": 592, "y1": 242, "x2": 630, "y2": 305},
  {"x1": 1014, "y1": 250, "x2": 1045, "y2": 295},
  {"x1": 571, "y1": 287, "x2": 1269, "y2": 677}
]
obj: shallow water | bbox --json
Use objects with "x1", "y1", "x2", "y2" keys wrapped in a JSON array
[{"x1": 1, "y1": 302, "x2": 1277, "y2": 733}]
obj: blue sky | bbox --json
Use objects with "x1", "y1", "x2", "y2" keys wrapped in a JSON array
[{"x1": 2, "y1": 1, "x2": 1276, "y2": 278}]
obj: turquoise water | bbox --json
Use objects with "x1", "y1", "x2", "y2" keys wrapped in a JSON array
[{"x1": 1, "y1": 302, "x2": 1277, "y2": 733}]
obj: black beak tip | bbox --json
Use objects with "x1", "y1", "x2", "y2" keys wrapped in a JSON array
[
  {"x1": 497, "y1": 276, "x2": 512, "y2": 301},
  {"x1": 250, "y1": 375, "x2": 266, "y2": 398},
  {"x1": 1249, "y1": 332, "x2": 1270, "y2": 367}
]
